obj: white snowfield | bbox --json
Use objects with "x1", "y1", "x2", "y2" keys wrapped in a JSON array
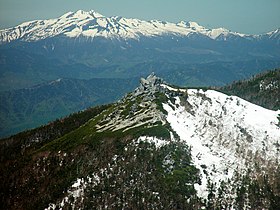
[
  {"x1": 163, "y1": 88, "x2": 280, "y2": 198},
  {"x1": 1, "y1": 10, "x2": 277, "y2": 43}
]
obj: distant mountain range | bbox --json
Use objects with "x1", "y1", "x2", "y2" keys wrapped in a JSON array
[
  {"x1": 0, "y1": 10, "x2": 279, "y2": 91},
  {"x1": 1, "y1": 73, "x2": 279, "y2": 209},
  {"x1": 1, "y1": 10, "x2": 279, "y2": 42}
]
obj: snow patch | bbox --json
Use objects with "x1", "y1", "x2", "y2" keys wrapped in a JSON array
[
  {"x1": 136, "y1": 136, "x2": 170, "y2": 149},
  {"x1": 46, "y1": 170, "x2": 102, "y2": 209}
]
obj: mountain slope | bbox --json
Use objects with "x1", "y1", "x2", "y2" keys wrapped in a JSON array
[
  {"x1": 0, "y1": 77, "x2": 138, "y2": 138},
  {"x1": 1, "y1": 74, "x2": 279, "y2": 209},
  {"x1": 220, "y1": 69, "x2": 280, "y2": 110}
]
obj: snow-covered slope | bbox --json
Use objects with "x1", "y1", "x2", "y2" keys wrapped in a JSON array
[
  {"x1": 0, "y1": 10, "x2": 263, "y2": 43},
  {"x1": 162, "y1": 86, "x2": 280, "y2": 198}
]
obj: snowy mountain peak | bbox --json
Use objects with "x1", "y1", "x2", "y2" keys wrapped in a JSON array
[
  {"x1": 74, "y1": 9, "x2": 104, "y2": 18},
  {"x1": 208, "y1": 27, "x2": 230, "y2": 39},
  {"x1": 176, "y1": 21, "x2": 204, "y2": 31},
  {"x1": 266, "y1": 28, "x2": 280, "y2": 39},
  {"x1": 89, "y1": 10, "x2": 105, "y2": 18},
  {"x1": 186, "y1": 21, "x2": 204, "y2": 30},
  {"x1": 59, "y1": 10, "x2": 104, "y2": 20},
  {"x1": 176, "y1": 21, "x2": 187, "y2": 27},
  {"x1": 75, "y1": 9, "x2": 90, "y2": 16}
]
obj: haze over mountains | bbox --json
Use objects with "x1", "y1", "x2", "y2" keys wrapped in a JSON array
[{"x1": 0, "y1": 10, "x2": 279, "y2": 90}]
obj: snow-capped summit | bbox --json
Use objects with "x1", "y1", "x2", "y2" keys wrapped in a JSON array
[
  {"x1": 207, "y1": 27, "x2": 230, "y2": 39},
  {"x1": 59, "y1": 10, "x2": 104, "y2": 19},
  {"x1": 185, "y1": 21, "x2": 204, "y2": 30},
  {"x1": 266, "y1": 28, "x2": 280, "y2": 40},
  {"x1": 1, "y1": 9, "x2": 274, "y2": 44}
]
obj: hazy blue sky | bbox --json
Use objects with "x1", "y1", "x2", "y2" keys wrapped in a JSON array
[{"x1": 0, "y1": 0, "x2": 279, "y2": 34}]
